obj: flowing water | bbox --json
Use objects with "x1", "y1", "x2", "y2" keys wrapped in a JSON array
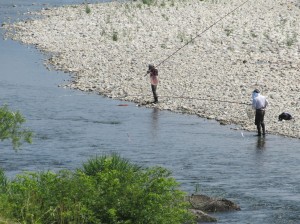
[{"x1": 0, "y1": 1, "x2": 300, "y2": 223}]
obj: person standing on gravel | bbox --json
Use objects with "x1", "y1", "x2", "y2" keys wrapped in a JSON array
[
  {"x1": 147, "y1": 64, "x2": 159, "y2": 103},
  {"x1": 252, "y1": 89, "x2": 268, "y2": 136}
]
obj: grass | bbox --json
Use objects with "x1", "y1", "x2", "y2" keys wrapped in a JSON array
[
  {"x1": 250, "y1": 30, "x2": 258, "y2": 38},
  {"x1": 286, "y1": 32, "x2": 298, "y2": 47},
  {"x1": 85, "y1": 4, "x2": 91, "y2": 14},
  {"x1": 162, "y1": 13, "x2": 169, "y2": 21},
  {"x1": 224, "y1": 28, "x2": 233, "y2": 36},
  {"x1": 84, "y1": 0, "x2": 91, "y2": 14},
  {"x1": 112, "y1": 31, "x2": 118, "y2": 41},
  {"x1": 142, "y1": 0, "x2": 156, "y2": 6}
]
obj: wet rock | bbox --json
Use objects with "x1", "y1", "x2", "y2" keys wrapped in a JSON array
[
  {"x1": 187, "y1": 194, "x2": 241, "y2": 212},
  {"x1": 189, "y1": 209, "x2": 217, "y2": 223},
  {"x1": 218, "y1": 119, "x2": 228, "y2": 125}
]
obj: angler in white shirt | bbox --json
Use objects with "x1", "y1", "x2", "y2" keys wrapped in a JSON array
[{"x1": 252, "y1": 89, "x2": 268, "y2": 136}]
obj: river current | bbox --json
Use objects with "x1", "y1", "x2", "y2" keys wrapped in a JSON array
[{"x1": 0, "y1": 1, "x2": 299, "y2": 223}]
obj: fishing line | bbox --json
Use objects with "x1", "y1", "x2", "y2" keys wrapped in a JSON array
[
  {"x1": 155, "y1": 0, "x2": 251, "y2": 68},
  {"x1": 142, "y1": 0, "x2": 278, "y2": 124},
  {"x1": 119, "y1": 94, "x2": 251, "y2": 105}
]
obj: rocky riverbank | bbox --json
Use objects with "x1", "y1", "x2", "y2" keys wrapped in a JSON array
[{"x1": 3, "y1": 0, "x2": 300, "y2": 138}]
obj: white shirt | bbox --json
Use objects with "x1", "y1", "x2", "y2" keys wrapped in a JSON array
[
  {"x1": 252, "y1": 92, "x2": 259, "y2": 101},
  {"x1": 252, "y1": 93, "x2": 268, "y2": 110}
]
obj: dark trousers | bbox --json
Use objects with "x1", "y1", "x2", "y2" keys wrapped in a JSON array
[
  {"x1": 151, "y1": 84, "x2": 158, "y2": 102},
  {"x1": 255, "y1": 109, "x2": 265, "y2": 135}
]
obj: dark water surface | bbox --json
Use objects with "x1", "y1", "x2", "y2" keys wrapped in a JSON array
[{"x1": 1, "y1": 1, "x2": 300, "y2": 223}]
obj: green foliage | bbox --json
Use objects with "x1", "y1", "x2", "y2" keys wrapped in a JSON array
[
  {"x1": 162, "y1": 13, "x2": 169, "y2": 21},
  {"x1": 81, "y1": 153, "x2": 141, "y2": 176},
  {"x1": 224, "y1": 28, "x2": 233, "y2": 36},
  {"x1": 250, "y1": 30, "x2": 258, "y2": 38},
  {"x1": 142, "y1": 0, "x2": 156, "y2": 6},
  {"x1": 0, "y1": 154, "x2": 195, "y2": 224},
  {"x1": 286, "y1": 32, "x2": 298, "y2": 47},
  {"x1": 177, "y1": 32, "x2": 195, "y2": 45},
  {"x1": 112, "y1": 31, "x2": 118, "y2": 41},
  {"x1": 0, "y1": 169, "x2": 7, "y2": 194},
  {"x1": 84, "y1": 0, "x2": 91, "y2": 14},
  {"x1": 85, "y1": 4, "x2": 91, "y2": 14},
  {"x1": 263, "y1": 31, "x2": 270, "y2": 40},
  {"x1": 0, "y1": 105, "x2": 33, "y2": 149},
  {"x1": 178, "y1": 31, "x2": 186, "y2": 42}
]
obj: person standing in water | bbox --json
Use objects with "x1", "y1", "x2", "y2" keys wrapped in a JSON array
[
  {"x1": 147, "y1": 64, "x2": 158, "y2": 103},
  {"x1": 252, "y1": 89, "x2": 268, "y2": 136}
]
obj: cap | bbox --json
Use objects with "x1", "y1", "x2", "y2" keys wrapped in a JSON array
[{"x1": 253, "y1": 89, "x2": 260, "y2": 93}]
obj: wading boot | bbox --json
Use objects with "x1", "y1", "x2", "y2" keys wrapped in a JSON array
[
  {"x1": 262, "y1": 123, "x2": 266, "y2": 136},
  {"x1": 256, "y1": 125, "x2": 262, "y2": 136}
]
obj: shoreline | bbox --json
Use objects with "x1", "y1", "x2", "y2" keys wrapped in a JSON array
[{"x1": 3, "y1": 0, "x2": 300, "y2": 138}]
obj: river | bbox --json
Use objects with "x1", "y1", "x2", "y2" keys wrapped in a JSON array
[{"x1": 0, "y1": 1, "x2": 299, "y2": 223}]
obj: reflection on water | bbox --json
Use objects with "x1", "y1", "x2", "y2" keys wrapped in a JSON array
[
  {"x1": 256, "y1": 136, "x2": 266, "y2": 150},
  {"x1": 1, "y1": 1, "x2": 300, "y2": 223},
  {"x1": 151, "y1": 108, "x2": 159, "y2": 138}
]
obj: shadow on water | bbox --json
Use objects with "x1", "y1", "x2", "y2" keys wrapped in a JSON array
[{"x1": 1, "y1": 1, "x2": 300, "y2": 223}]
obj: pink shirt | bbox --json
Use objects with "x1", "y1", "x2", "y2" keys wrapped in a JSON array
[{"x1": 150, "y1": 69, "x2": 158, "y2": 85}]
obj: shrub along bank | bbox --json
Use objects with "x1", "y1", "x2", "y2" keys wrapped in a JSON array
[
  {"x1": 0, "y1": 154, "x2": 195, "y2": 224},
  {"x1": 0, "y1": 105, "x2": 32, "y2": 150}
]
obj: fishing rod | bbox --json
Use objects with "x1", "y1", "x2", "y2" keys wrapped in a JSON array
[
  {"x1": 155, "y1": 0, "x2": 251, "y2": 68},
  {"x1": 142, "y1": 0, "x2": 253, "y2": 106}
]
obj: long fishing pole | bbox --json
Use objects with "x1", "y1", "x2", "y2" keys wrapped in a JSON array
[
  {"x1": 155, "y1": 0, "x2": 251, "y2": 68},
  {"x1": 142, "y1": 0, "x2": 252, "y2": 106}
]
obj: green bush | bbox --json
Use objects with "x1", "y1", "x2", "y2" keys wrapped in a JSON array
[
  {"x1": 85, "y1": 4, "x2": 91, "y2": 14},
  {"x1": 0, "y1": 105, "x2": 33, "y2": 149},
  {"x1": 142, "y1": 0, "x2": 156, "y2": 6},
  {"x1": 0, "y1": 154, "x2": 195, "y2": 223},
  {"x1": 112, "y1": 31, "x2": 118, "y2": 41}
]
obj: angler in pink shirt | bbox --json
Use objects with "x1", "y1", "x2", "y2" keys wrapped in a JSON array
[{"x1": 147, "y1": 64, "x2": 159, "y2": 103}]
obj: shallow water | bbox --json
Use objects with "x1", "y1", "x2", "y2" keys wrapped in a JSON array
[{"x1": 1, "y1": 1, "x2": 300, "y2": 223}]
